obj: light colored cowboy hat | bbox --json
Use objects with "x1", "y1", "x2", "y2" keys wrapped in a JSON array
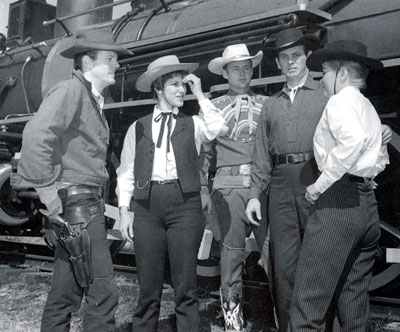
[
  {"x1": 264, "y1": 28, "x2": 320, "y2": 55},
  {"x1": 60, "y1": 29, "x2": 133, "y2": 59},
  {"x1": 135, "y1": 55, "x2": 199, "y2": 92},
  {"x1": 208, "y1": 44, "x2": 263, "y2": 75},
  {"x1": 306, "y1": 40, "x2": 383, "y2": 72}
]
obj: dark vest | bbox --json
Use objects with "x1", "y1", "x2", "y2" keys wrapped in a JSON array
[{"x1": 133, "y1": 112, "x2": 201, "y2": 200}]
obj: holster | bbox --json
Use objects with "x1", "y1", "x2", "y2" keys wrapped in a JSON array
[
  {"x1": 60, "y1": 225, "x2": 92, "y2": 288},
  {"x1": 49, "y1": 201, "x2": 103, "y2": 288}
]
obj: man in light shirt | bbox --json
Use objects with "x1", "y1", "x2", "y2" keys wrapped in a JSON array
[
  {"x1": 289, "y1": 40, "x2": 388, "y2": 332},
  {"x1": 11, "y1": 29, "x2": 132, "y2": 331},
  {"x1": 245, "y1": 28, "x2": 391, "y2": 331}
]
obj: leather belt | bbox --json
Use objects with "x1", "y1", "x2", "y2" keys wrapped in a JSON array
[
  {"x1": 58, "y1": 185, "x2": 103, "y2": 198},
  {"x1": 151, "y1": 179, "x2": 179, "y2": 185},
  {"x1": 63, "y1": 201, "x2": 105, "y2": 226},
  {"x1": 273, "y1": 152, "x2": 314, "y2": 165},
  {"x1": 346, "y1": 174, "x2": 372, "y2": 183}
]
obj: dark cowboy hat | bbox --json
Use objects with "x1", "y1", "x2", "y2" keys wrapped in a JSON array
[
  {"x1": 60, "y1": 29, "x2": 133, "y2": 59},
  {"x1": 264, "y1": 28, "x2": 320, "y2": 55},
  {"x1": 136, "y1": 55, "x2": 199, "y2": 92},
  {"x1": 306, "y1": 40, "x2": 383, "y2": 72}
]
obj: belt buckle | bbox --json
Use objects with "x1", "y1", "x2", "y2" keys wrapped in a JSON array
[
  {"x1": 239, "y1": 164, "x2": 251, "y2": 175},
  {"x1": 286, "y1": 154, "x2": 295, "y2": 164}
]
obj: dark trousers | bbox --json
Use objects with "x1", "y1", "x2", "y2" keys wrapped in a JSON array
[
  {"x1": 41, "y1": 193, "x2": 119, "y2": 332},
  {"x1": 132, "y1": 182, "x2": 205, "y2": 332},
  {"x1": 268, "y1": 161, "x2": 318, "y2": 332},
  {"x1": 289, "y1": 175, "x2": 380, "y2": 332}
]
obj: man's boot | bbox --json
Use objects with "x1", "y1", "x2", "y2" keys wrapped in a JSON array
[{"x1": 220, "y1": 287, "x2": 244, "y2": 332}]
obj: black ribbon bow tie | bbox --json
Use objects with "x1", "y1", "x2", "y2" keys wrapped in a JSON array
[{"x1": 154, "y1": 112, "x2": 176, "y2": 152}]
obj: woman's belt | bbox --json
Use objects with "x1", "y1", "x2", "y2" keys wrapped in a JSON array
[{"x1": 273, "y1": 152, "x2": 314, "y2": 165}]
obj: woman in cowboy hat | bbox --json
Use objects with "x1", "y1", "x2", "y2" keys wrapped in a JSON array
[
  {"x1": 289, "y1": 40, "x2": 389, "y2": 331},
  {"x1": 116, "y1": 55, "x2": 226, "y2": 332}
]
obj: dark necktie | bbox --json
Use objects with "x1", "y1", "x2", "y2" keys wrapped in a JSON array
[{"x1": 154, "y1": 112, "x2": 174, "y2": 152}]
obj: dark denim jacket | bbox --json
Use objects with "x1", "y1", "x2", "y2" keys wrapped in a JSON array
[{"x1": 12, "y1": 70, "x2": 110, "y2": 189}]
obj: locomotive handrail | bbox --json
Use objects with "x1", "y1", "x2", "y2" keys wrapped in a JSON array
[
  {"x1": 0, "y1": 115, "x2": 34, "y2": 125},
  {"x1": 103, "y1": 93, "x2": 211, "y2": 110},
  {"x1": 209, "y1": 72, "x2": 323, "y2": 94},
  {"x1": 136, "y1": 0, "x2": 183, "y2": 41},
  {"x1": 118, "y1": 6, "x2": 331, "y2": 62}
]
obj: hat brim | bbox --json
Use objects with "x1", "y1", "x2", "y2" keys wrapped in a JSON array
[
  {"x1": 306, "y1": 48, "x2": 383, "y2": 72},
  {"x1": 208, "y1": 51, "x2": 263, "y2": 75},
  {"x1": 60, "y1": 42, "x2": 133, "y2": 59},
  {"x1": 264, "y1": 34, "x2": 320, "y2": 55},
  {"x1": 136, "y1": 63, "x2": 199, "y2": 92}
]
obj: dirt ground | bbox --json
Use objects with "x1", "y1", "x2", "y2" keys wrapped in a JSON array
[
  {"x1": 0, "y1": 264, "x2": 271, "y2": 332},
  {"x1": 1, "y1": 263, "x2": 398, "y2": 332}
]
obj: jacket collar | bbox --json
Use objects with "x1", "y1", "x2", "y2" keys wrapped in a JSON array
[
  {"x1": 73, "y1": 70, "x2": 92, "y2": 92},
  {"x1": 73, "y1": 70, "x2": 109, "y2": 129}
]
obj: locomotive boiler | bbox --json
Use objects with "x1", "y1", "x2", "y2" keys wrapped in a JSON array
[{"x1": 0, "y1": 0, "x2": 400, "y2": 295}]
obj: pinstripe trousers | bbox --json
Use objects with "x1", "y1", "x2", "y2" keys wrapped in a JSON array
[{"x1": 289, "y1": 174, "x2": 380, "y2": 332}]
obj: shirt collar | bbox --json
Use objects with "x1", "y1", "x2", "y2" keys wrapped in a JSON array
[
  {"x1": 91, "y1": 85, "x2": 104, "y2": 107},
  {"x1": 153, "y1": 105, "x2": 179, "y2": 118},
  {"x1": 336, "y1": 85, "x2": 360, "y2": 96},
  {"x1": 278, "y1": 72, "x2": 319, "y2": 97}
]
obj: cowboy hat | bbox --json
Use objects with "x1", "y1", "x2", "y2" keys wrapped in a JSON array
[
  {"x1": 306, "y1": 40, "x2": 383, "y2": 71},
  {"x1": 264, "y1": 28, "x2": 320, "y2": 55},
  {"x1": 208, "y1": 44, "x2": 263, "y2": 75},
  {"x1": 135, "y1": 55, "x2": 199, "y2": 92},
  {"x1": 60, "y1": 29, "x2": 133, "y2": 59}
]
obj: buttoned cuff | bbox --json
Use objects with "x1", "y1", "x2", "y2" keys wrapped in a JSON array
[{"x1": 313, "y1": 172, "x2": 332, "y2": 194}]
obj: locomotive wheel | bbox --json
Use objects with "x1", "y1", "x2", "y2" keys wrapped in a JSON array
[
  {"x1": 370, "y1": 220, "x2": 400, "y2": 292},
  {"x1": 0, "y1": 163, "x2": 33, "y2": 226}
]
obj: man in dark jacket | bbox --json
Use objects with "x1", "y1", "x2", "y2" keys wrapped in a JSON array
[{"x1": 12, "y1": 29, "x2": 132, "y2": 331}]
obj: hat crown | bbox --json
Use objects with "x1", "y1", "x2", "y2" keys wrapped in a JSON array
[
  {"x1": 75, "y1": 29, "x2": 115, "y2": 48},
  {"x1": 222, "y1": 44, "x2": 251, "y2": 60},
  {"x1": 325, "y1": 40, "x2": 368, "y2": 57},
  {"x1": 148, "y1": 55, "x2": 182, "y2": 71},
  {"x1": 274, "y1": 28, "x2": 306, "y2": 48}
]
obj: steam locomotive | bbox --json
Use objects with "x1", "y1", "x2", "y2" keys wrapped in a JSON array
[{"x1": 1, "y1": 0, "x2": 400, "y2": 295}]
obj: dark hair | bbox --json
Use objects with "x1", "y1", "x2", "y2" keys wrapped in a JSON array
[
  {"x1": 151, "y1": 70, "x2": 189, "y2": 99},
  {"x1": 73, "y1": 51, "x2": 99, "y2": 70}
]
